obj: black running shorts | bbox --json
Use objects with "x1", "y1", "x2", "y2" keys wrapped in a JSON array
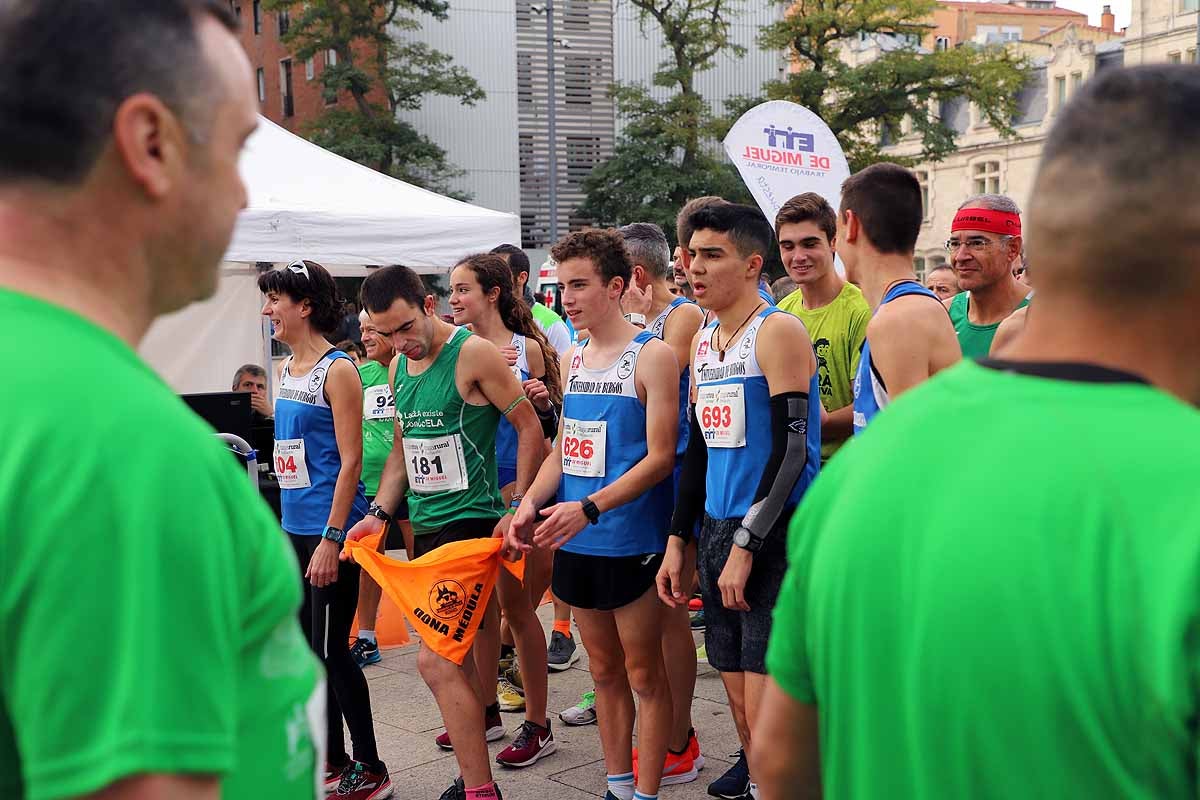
[
  {"x1": 412, "y1": 517, "x2": 500, "y2": 559},
  {"x1": 552, "y1": 549, "x2": 663, "y2": 611}
]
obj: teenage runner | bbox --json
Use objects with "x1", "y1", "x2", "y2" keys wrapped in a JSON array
[
  {"x1": 260, "y1": 259, "x2": 391, "y2": 799},
  {"x1": 511, "y1": 228, "x2": 680, "y2": 800},
  {"x1": 659, "y1": 203, "x2": 822, "y2": 800},
  {"x1": 348, "y1": 265, "x2": 546, "y2": 800}
]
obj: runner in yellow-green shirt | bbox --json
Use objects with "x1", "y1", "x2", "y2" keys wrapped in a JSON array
[{"x1": 774, "y1": 193, "x2": 871, "y2": 461}]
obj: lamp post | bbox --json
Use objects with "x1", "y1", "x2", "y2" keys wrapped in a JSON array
[{"x1": 545, "y1": 0, "x2": 558, "y2": 244}]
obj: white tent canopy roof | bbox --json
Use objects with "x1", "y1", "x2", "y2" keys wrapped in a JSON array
[{"x1": 223, "y1": 116, "x2": 520, "y2": 267}]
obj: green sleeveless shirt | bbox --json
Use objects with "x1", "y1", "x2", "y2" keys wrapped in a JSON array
[
  {"x1": 949, "y1": 291, "x2": 1030, "y2": 360},
  {"x1": 393, "y1": 327, "x2": 504, "y2": 534}
]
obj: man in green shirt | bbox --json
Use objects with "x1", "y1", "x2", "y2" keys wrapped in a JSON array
[
  {"x1": 755, "y1": 65, "x2": 1200, "y2": 800},
  {"x1": 944, "y1": 194, "x2": 1031, "y2": 358},
  {"x1": 774, "y1": 193, "x2": 871, "y2": 460},
  {"x1": 0, "y1": 3, "x2": 323, "y2": 800}
]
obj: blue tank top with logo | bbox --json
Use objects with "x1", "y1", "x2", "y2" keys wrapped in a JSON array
[
  {"x1": 649, "y1": 296, "x2": 697, "y2": 462},
  {"x1": 558, "y1": 330, "x2": 672, "y2": 556},
  {"x1": 494, "y1": 332, "x2": 530, "y2": 473}
]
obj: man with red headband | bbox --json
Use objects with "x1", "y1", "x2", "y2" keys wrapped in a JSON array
[{"x1": 945, "y1": 195, "x2": 1032, "y2": 358}]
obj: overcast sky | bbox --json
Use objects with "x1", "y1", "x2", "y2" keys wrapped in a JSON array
[{"x1": 1038, "y1": 0, "x2": 1131, "y2": 29}]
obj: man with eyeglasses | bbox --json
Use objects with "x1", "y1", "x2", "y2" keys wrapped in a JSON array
[{"x1": 944, "y1": 195, "x2": 1032, "y2": 358}]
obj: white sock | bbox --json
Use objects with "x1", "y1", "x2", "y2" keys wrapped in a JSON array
[
  {"x1": 749, "y1": 782, "x2": 760, "y2": 800},
  {"x1": 633, "y1": 793, "x2": 659, "y2": 800},
  {"x1": 606, "y1": 772, "x2": 634, "y2": 800},
  {"x1": 358, "y1": 629, "x2": 376, "y2": 644}
]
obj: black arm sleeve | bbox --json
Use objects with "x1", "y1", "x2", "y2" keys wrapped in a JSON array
[
  {"x1": 740, "y1": 391, "x2": 811, "y2": 543},
  {"x1": 668, "y1": 406, "x2": 708, "y2": 542},
  {"x1": 536, "y1": 401, "x2": 560, "y2": 439}
]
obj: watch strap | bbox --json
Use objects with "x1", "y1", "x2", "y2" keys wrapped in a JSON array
[{"x1": 581, "y1": 497, "x2": 601, "y2": 525}]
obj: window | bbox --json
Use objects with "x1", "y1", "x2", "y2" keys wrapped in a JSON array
[
  {"x1": 1054, "y1": 75, "x2": 1066, "y2": 106},
  {"x1": 252, "y1": 0, "x2": 261, "y2": 34},
  {"x1": 1183, "y1": 0, "x2": 1199, "y2": 12},
  {"x1": 326, "y1": 49, "x2": 338, "y2": 67},
  {"x1": 973, "y1": 161, "x2": 1001, "y2": 195},
  {"x1": 1168, "y1": 51, "x2": 1182, "y2": 64},
  {"x1": 1189, "y1": 48, "x2": 1198, "y2": 63},
  {"x1": 1070, "y1": 71, "x2": 1082, "y2": 91},
  {"x1": 305, "y1": 57, "x2": 314, "y2": 81},
  {"x1": 517, "y1": 52, "x2": 533, "y2": 108},
  {"x1": 935, "y1": 36, "x2": 950, "y2": 51},
  {"x1": 277, "y1": 8, "x2": 289, "y2": 36},
  {"x1": 1000, "y1": 25, "x2": 1022, "y2": 42},
  {"x1": 565, "y1": 136, "x2": 602, "y2": 184},
  {"x1": 279, "y1": 59, "x2": 294, "y2": 117},
  {"x1": 913, "y1": 257, "x2": 926, "y2": 281},
  {"x1": 564, "y1": 55, "x2": 596, "y2": 106},
  {"x1": 915, "y1": 170, "x2": 930, "y2": 220},
  {"x1": 1039, "y1": 26, "x2": 1053, "y2": 35},
  {"x1": 256, "y1": 67, "x2": 265, "y2": 103}
]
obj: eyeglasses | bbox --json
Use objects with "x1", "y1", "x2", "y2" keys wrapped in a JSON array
[
  {"x1": 285, "y1": 260, "x2": 310, "y2": 280},
  {"x1": 945, "y1": 235, "x2": 1012, "y2": 253}
]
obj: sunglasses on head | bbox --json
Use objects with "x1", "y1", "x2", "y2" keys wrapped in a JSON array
[{"x1": 285, "y1": 260, "x2": 310, "y2": 280}]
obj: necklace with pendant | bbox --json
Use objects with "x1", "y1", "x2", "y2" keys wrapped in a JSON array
[{"x1": 712, "y1": 301, "x2": 764, "y2": 362}]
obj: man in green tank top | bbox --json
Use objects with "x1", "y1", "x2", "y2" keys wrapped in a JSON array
[
  {"x1": 347, "y1": 266, "x2": 547, "y2": 800},
  {"x1": 944, "y1": 194, "x2": 1031, "y2": 358}
]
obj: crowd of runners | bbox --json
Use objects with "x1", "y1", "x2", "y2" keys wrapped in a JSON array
[{"x1": 5, "y1": 3, "x2": 1200, "y2": 800}]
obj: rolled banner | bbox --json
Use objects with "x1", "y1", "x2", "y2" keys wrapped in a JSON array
[{"x1": 723, "y1": 100, "x2": 851, "y2": 223}]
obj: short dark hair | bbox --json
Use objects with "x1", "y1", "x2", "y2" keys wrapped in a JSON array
[
  {"x1": 360, "y1": 265, "x2": 429, "y2": 314},
  {"x1": 1030, "y1": 65, "x2": 1200, "y2": 304},
  {"x1": 618, "y1": 222, "x2": 672, "y2": 280},
  {"x1": 676, "y1": 196, "x2": 729, "y2": 249},
  {"x1": 839, "y1": 163, "x2": 922, "y2": 255},
  {"x1": 257, "y1": 260, "x2": 344, "y2": 335},
  {"x1": 0, "y1": 0, "x2": 238, "y2": 185},
  {"x1": 491, "y1": 243, "x2": 531, "y2": 279},
  {"x1": 686, "y1": 203, "x2": 776, "y2": 260},
  {"x1": 551, "y1": 229, "x2": 633, "y2": 290},
  {"x1": 232, "y1": 363, "x2": 266, "y2": 390},
  {"x1": 775, "y1": 193, "x2": 837, "y2": 243}
]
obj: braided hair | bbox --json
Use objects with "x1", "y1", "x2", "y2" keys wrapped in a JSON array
[{"x1": 454, "y1": 253, "x2": 563, "y2": 406}]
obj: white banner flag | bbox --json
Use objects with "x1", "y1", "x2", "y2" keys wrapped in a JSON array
[{"x1": 723, "y1": 100, "x2": 851, "y2": 223}]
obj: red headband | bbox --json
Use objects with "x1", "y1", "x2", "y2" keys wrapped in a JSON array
[{"x1": 951, "y1": 208, "x2": 1021, "y2": 237}]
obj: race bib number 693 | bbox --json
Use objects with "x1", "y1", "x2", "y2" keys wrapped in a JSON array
[{"x1": 695, "y1": 384, "x2": 747, "y2": 448}]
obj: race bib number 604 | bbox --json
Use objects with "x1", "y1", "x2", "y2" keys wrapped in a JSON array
[
  {"x1": 274, "y1": 438, "x2": 313, "y2": 489},
  {"x1": 561, "y1": 418, "x2": 607, "y2": 478},
  {"x1": 696, "y1": 383, "x2": 747, "y2": 448}
]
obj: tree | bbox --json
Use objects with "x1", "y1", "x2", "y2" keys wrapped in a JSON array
[
  {"x1": 578, "y1": 0, "x2": 754, "y2": 241},
  {"x1": 749, "y1": 0, "x2": 1030, "y2": 171},
  {"x1": 263, "y1": 0, "x2": 484, "y2": 197}
]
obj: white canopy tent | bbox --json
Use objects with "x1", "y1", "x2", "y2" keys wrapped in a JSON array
[{"x1": 140, "y1": 116, "x2": 520, "y2": 394}]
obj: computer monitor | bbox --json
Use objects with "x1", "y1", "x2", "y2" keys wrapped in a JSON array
[{"x1": 181, "y1": 391, "x2": 254, "y2": 444}]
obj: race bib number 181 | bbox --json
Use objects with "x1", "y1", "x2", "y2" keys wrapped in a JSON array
[
  {"x1": 403, "y1": 435, "x2": 469, "y2": 494},
  {"x1": 696, "y1": 384, "x2": 747, "y2": 448},
  {"x1": 561, "y1": 418, "x2": 607, "y2": 478}
]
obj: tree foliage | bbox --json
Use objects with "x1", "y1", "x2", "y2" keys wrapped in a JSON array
[
  {"x1": 578, "y1": 0, "x2": 753, "y2": 242},
  {"x1": 263, "y1": 0, "x2": 484, "y2": 196},
  {"x1": 751, "y1": 0, "x2": 1030, "y2": 170}
]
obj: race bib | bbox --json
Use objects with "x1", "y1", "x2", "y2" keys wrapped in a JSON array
[
  {"x1": 561, "y1": 418, "x2": 607, "y2": 478},
  {"x1": 403, "y1": 435, "x2": 469, "y2": 494},
  {"x1": 511, "y1": 365, "x2": 524, "y2": 382},
  {"x1": 696, "y1": 384, "x2": 747, "y2": 448},
  {"x1": 274, "y1": 438, "x2": 312, "y2": 489},
  {"x1": 363, "y1": 384, "x2": 395, "y2": 421}
]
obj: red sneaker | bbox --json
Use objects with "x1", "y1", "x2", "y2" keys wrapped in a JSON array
[
  {"x1": 632, "y1": 747, "x2": 698, "y2": 786},
  {"x1": 435, "y1": 705, "x2": 506, "y2": 750},
  {"x1": 495, "y1": 720, "x2": 557, "y2": 768},
  {"x1": 333, "y1": 761, "x2": 393, "y2": 799},
  {"x1": 688, "y1": 729, "x2": 705, "y2": 770},
  {"x1": 688, "y1": 597, "x2": 703, "y2": 611},
  {"x1": 324, "y1": 758, "x2": 351, "y2": 794}
]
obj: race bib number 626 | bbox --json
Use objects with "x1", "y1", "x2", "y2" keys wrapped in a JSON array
[{"x1": 561, "y1": 418, "x2": 607, "y2": 478}]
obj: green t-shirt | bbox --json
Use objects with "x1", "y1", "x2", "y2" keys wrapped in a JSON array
[
  {"x1": 777, "y1": 282, "x2": 871, "y2": 460},
  {"x1": 0, "y1": 290, "x2": 321, "y2": 800},
  {"x1": 359, "y1": 359, "x2": 395, "y2": 497},
  {"x1": 767, "y1": 359, "x2": 1200, "y2": 799},
  {"x1": 948, "y1": 291, "x2": 1030, "y2": 359},
  {"x1": 394, "y1": 327, "x2": 504, "y2": 533}
]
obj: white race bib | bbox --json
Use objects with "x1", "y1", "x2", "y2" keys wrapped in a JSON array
[
  {"x1": 696, "y1": 384, "x2": 747, "y2": 448},
  {"x1": 403, "y1": 435, "x2": 469, "y2": 494},
  {"x1": 274, "y1": 438, "x2": 312, "y2": 489},
  {"x1": 363, "y1": 384, "x2": 395, "y2": 421},
  {"x1": 561, "y1": 418, "x2": 607, "y2": 478}
]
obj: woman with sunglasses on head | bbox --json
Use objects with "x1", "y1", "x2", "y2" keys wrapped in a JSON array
[
  {"x1": 445, "y1": 252, "x2": 564, "y2": 768},
  {"x1": 258, "y1": 260, "x2": 392, "y2": 800}
]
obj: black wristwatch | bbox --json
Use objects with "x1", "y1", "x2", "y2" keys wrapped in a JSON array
[
  {"x1": 367, "y1": 502, "x2": 394, "y2": 526},
  {"x1": 581, "y1": 497, "x2": 601, "y2": 525},
  {"x1": 732, "y1": 526, "x2": 763, "y2": 553}
]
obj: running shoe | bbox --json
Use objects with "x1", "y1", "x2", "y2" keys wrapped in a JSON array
[
  {"x1": 689, "y1": 608, "x2": 706, "y2": 631},
  {"x1": 497, "y1": 677, "x2": 525, "y2": 712},
  {"x1": 634, "y1": 728, "x2": 704, "y2": 773},
  {"x1": 498, "y1": 649, "x2": 516, "y2": 678},
  {"x1": 350, "y1": 637, "x2": 382, "y2": 667},
  {"x1": 495, "y1": 719, "x2": 557, "y2": 768},
  {"x1": 439, "y1": 778, "x2": 504, "y2": 800},
  {"x1": 559, "y1": 690, "x2": 597, "y2": 726},
  {"x1": 707, "y1": 749, "x2": 750, "y2": 799},
  {"x1": 324, "y1": 758, "x2": 352, "y2": 793},
  {"x1": 633, "y1": 747, "x2": 698, "y2": 786},
  {"x1": 435, "y1": 705, "x2": 506, "y2": 750},
  {"x1": 697, "y1": 643, "x2": 708, "y2": 664},
  {"x1": 688, "y1": 597, "x2": 703, "y2": 612},
  {"x1": 546, "y1": 630, "x2": 579, "y2": 671},
  {"x1": 502, "y1": 663, "x2": 525, "y2": 693},
  {"x1": 333, "y1": 761, "x2": 392, "y2": 799}
]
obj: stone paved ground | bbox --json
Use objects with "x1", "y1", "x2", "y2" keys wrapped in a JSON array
[{"x1": 358, "y1": 602, "x2": 740, "y2": 800}]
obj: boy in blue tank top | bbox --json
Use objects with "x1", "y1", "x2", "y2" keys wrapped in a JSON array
[
  {"x1": 659, "y1": 203, "x2": 822, "y2": 800},
  {"x1": 832, "y1": 164, "x2": 960, "y2": 433},
  {"x1": 511, "y1": 229, "x2": 681, "y2": 800}
]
